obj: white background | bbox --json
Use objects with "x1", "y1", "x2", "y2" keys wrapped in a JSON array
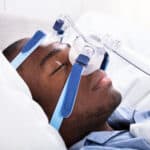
[{"x1": 1, "y1": 0, "x2": 150, "y2": 27}]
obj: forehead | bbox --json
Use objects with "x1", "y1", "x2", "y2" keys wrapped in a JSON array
[
  {"x1": 29, "y1": 42, "x2": 61, "y2": 60},
  {"x1": 19, "y1": 38, "x2": 55, "y2": 58},
  {"x1": 24, "y1": 45, "x2": 52, "y2": 66},
  {"x1": 17, "y1": 37, "x2": 70, "y2": 71},
  {"x1": 15, "y1": 39, "x2": 52, "y2": 69}
]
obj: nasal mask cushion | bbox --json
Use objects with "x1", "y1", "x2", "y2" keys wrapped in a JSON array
[
  {"x1": 52, "y1": 15, "x2": 108, "y2": 74},
  {"x1": 69, "y1": 36, "x2": 106, "y2": 75}
]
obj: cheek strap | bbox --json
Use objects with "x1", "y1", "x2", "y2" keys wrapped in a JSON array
[{"x1": 50, "y1": 54, "x2": 90, "y2": 130}]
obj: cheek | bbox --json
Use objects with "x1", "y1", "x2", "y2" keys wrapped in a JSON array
[
  {"x1": 35, "y1": 73, "x2": 68, "y2": 118},
  {"x1": 73, "y1": 79, "x2": 117, "y2": 115},
  {"x1": 48, "y1": 66, "x2": 72, "y2": 100},
  {"x1": 49, "y1": 78, "x2": 65, "y2": 99},
  {"x1": 42, "y1": 73, "x2": 68, "y2": 103}
]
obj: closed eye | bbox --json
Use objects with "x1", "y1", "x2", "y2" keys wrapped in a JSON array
[{"x1": 50, "y1": 63, "x2": 66, "y2": 75}]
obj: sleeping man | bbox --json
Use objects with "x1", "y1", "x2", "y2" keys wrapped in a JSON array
[{"x1": 3, "y1": 35, "x2": 150, "y2": 149}]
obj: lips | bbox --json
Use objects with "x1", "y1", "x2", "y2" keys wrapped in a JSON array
[{"x1": 92, "y1": 71, "x2": 112, "y2": 91}]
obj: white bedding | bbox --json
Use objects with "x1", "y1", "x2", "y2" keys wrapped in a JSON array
[
  {"x1": 0, "y1": 12, "x2": 66, "y2": 150},
  {"x1": 1, "y1": 11, "x2": 150, "y2": 147},
  {"x1": 0, "y1": 52, "x2": 67, "y2": 150}
]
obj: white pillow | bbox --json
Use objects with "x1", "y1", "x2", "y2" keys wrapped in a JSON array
[
  {"x1": 0, "y1": 52, "x2": 66, "y2": 150},
  {"x1": 0, "y1": 12, "x2": 50, "y2": 51}
]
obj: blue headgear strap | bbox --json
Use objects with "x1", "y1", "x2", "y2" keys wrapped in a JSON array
[
  {"x1": 11, "y1": 30, "x2": 46, "y2": 69},
  {"x1": 50, "y1": 54, "x2": 89, "y2": 130}
]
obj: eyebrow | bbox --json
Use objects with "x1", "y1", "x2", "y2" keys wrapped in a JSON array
[{"x1": 40, "y1": 49, "x2": 61, "y2": 66}]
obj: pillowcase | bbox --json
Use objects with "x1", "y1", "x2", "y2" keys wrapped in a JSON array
[{"x1": 0, "y1": 51, "x2": 66, "y2": 150}]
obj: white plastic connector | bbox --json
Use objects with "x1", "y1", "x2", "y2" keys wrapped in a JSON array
[{"x1": 69, "y1": 35, "x2": 106, "y2": 75}]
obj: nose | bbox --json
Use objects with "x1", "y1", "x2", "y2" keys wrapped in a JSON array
[
  {"x1": 82, "y1": 69, "x2": 107, "y2": 89},
  {"x1": 86, "y1": 70, "x2": 106, "y2": 81}
]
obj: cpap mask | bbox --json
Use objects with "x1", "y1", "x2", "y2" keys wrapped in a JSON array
[
  {"x1": 11, "y1": 15, "x2": 150, "y2": 131},
  {"x1": 50, "y1": 16, "x2": 109, "y2": 130},
  {"x1": 48, "y1": 15, "x2": 109, "y2": 75}
]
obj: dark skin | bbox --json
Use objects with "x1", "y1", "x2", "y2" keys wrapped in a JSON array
[{"x1": 4, "y1": 38, "x2": 121, "y2": 147}]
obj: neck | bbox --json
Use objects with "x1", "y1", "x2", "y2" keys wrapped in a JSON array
[
  {"x1": 99, "y1": 122, "x2": 113, "y2": 131},
  {"x1": 60, "y1": 121, "x2": 112, "y2": 147}
]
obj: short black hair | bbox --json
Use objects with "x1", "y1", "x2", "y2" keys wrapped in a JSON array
[{"x1": 3, "y1": 39, "x2": 26, "y2": 61}]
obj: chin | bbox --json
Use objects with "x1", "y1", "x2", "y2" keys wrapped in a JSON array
[{"x1": 111, "y1": 87, "x2": 122, "y2": 109}]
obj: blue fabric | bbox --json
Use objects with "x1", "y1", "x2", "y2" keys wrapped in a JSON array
[
  {"x1": 50, "y1": 63, "x2": 84, "y2": 130},
  {"x1": 11, "y1": 30, "x2": 46, "y2": 69},
  {"x1": 50, "y1": 54, "x2": 89, "y2": 130},
  {"x1": 69, "y1": 107, "x2": 150, "y2": 150}
]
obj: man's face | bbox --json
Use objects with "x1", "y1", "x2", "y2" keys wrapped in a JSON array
[{"x1": 17, "y1": 39, "x2": 121, "y2": 144}]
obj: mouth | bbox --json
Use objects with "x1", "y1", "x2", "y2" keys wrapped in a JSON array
[{"x1": 92, "y1": 71, "x2": 112, "y2": 91}]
